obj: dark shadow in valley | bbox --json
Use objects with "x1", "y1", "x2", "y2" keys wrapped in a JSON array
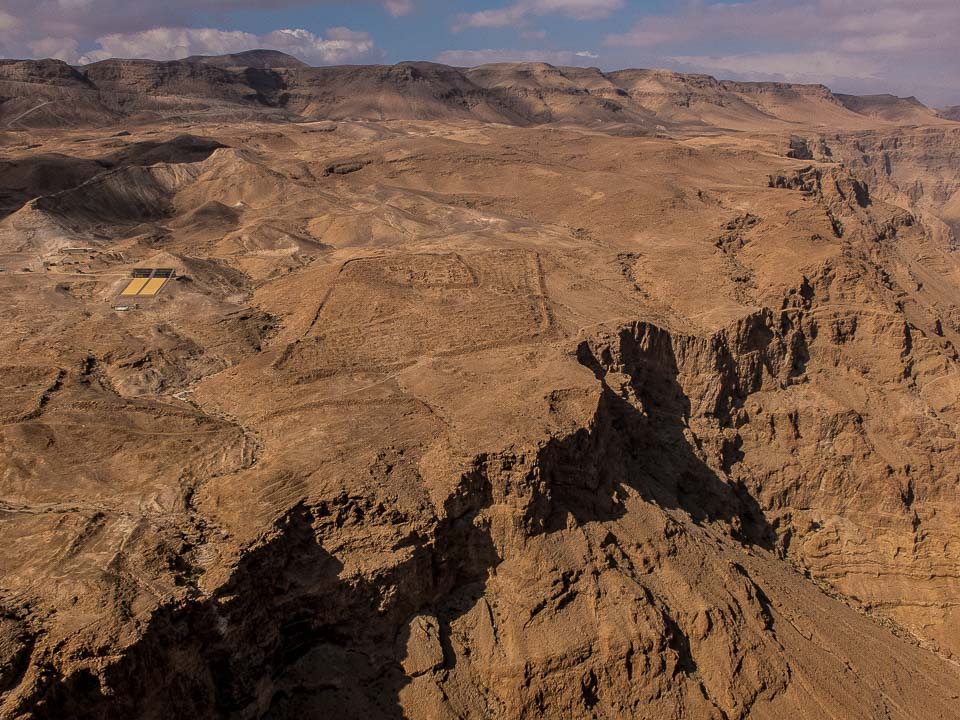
[
  {"x1": 0, "y1": 135, "x2": 226, "y2": 221},
  {"x1": 528, "y1": 325, "x2": 774, "y2": 549},
  {"x1": 21, "y1": 321, "x2": 773, "y2": 719},
  {"x1": 26, "y1": 474, "x2": 499, "y2": 720},
  {"x1": 242, "y1": 69, "x2": 291, "y2": 108},
  {"x1": 98, "y1": 135, "x2": 227, "y2": 168}
]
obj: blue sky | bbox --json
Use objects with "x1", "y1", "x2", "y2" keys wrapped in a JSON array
[{"x1": 2, "y1": 1, "x2": 959, "y2": 106}]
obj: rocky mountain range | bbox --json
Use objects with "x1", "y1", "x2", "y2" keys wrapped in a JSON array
[{"x1": 0, "y1": 52, "x2": 952, "y2": 131}]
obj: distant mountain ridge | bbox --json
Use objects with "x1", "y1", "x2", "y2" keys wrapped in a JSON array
[
  {"x1": 182, "y1": 49, "x2": 309, "y2": 70},
  {"x1": 835, "y1": 93, "x2": 939, "y2": 123},
  {"x1": 0, "y1": 51, "x2": 953, "y2": 131}
]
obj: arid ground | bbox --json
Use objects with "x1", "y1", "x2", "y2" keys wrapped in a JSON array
[{"x1": 2, "y1": 53, "x2": 960, "y2": 719}]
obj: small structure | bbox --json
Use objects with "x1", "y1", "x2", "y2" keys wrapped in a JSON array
[{"x1": 119, "y1": 268, "x2": 175, "y2": 298}]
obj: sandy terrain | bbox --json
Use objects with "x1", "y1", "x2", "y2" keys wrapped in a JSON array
[{"x1": 1, "y1": 54, "x2": 960, "y2": 719}]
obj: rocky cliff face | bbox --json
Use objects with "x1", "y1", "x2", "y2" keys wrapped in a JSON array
[
  {"x1": 11, "y1": 312, "x2": 960, "y2": 720},
  {"x1": 825, "y1": 127, "x2": 960, "y2": 247},
  {"x1": 836, "y1": 93, "x2": 941, "y2": 123},
  {"x1": 0, "y1": 59, "x2": 91, "y2": 87}
]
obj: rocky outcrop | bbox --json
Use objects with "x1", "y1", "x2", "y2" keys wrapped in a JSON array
[
  {"x1": 822, "y1": 126, "x2": 960, "y2": 247},
  {"x1": 0, "y1": 59, "x2": 91, "y2": 89},
  {"x1": 835, "y1": 93, "x2": 941, "y2": 124}
]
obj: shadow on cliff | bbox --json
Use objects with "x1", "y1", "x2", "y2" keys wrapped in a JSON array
[
  {"x1": 25, "y1": 321, "x2": 774, "y2": 718},
  {"x1": 28, "y1": 480, "x2": 499, "y2": 720},
  {"x1": 0, "y1": 135, "x2": 226, "y2": 221},
  {"x1": 527, "y1": 328, "x2": 774, "y2": 549}
]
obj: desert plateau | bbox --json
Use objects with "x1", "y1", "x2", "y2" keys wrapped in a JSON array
[{"x1": 1, "y1": 41, "x2": 960, "y2": 720}]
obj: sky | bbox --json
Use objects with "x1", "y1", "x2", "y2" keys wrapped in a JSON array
[{"x1": 1, "y1": 0, "x2": 958, "y2": 107}]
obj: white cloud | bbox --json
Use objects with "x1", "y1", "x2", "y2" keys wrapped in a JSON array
[
  {"x1": 455, "y1": 0, "x2": 622, "y2": 31},
  {"x1": 55, "y1": 0, "x2": 95, "y2": 9},
  {"x1": 534, "y1": 0, "x2": 622, "y2": 19},
  {"x1": 0, "y1": 1, "x2": 396, "y2": 58},
  {"x1": 73, "y1": 26, "x2": 376, "y2": 65},
  {"x1": 605, "y1": 0, "x2": 960, "y2": 105},
  {"x1": 575, "y1": 50, "x2": 599, "y2": 59},
  {"x1": 669, "y1": 52, "x2": 882, "y2": 85},
  {"x1": 383, "y1": 0, "x2": 414, "y2": 16},
  {"x1": 261, "y1": 27, "x2": 376, "y2": 64},
  {"x1": 28, "y1": 36, "x2": 81, "y2": 62},
  {"x1": 79, "y1": 28, "x2": 258, "y2": 63},
  {"x1": 453, "y1": 7, "x2": 525, "y2": 30},
  {"x1": 607, "y1": 0, "x2": 960, "y2": 57},
  {"x1": 0, "y1": 10, "x2": 20, "y2": 33},
  {"x1": 436, "y1": 48, "x2": 598, "y2": 67}
]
